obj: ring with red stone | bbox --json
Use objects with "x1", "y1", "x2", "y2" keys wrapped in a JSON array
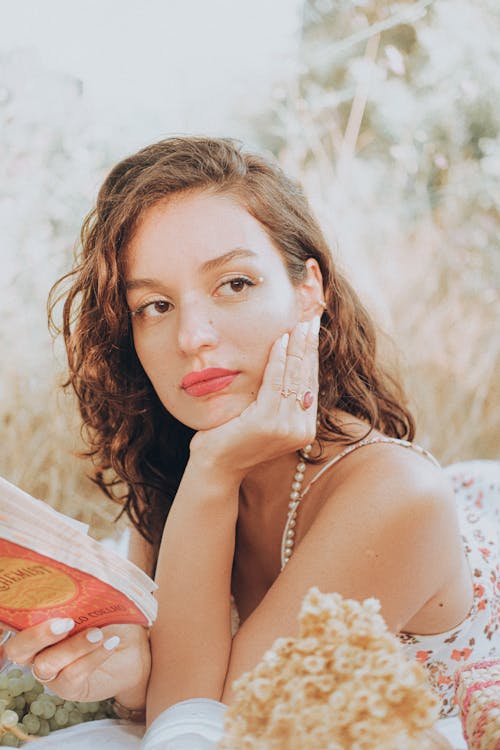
[{"x1": 297, "y1": 390, "x2": 314, "y2": 410}]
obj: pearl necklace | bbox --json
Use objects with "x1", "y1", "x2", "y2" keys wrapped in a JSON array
[{"x1": 280, "y1": 443, "x2": 312, "y2": 569}]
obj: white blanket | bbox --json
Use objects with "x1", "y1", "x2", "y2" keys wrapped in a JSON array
[{"x1": 23, "y1": 715, "x2": 467, "y2": 749}]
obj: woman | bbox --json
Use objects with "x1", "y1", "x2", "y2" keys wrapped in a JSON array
[{"x1": 5, "y1": 137, "x2": 498, "y2": 728}]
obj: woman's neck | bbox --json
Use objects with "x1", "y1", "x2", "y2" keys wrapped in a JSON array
[
  {"x1": 238, "y1": 449, "x2": 312, "y2": 520},
  {"x1": 238, "y1": 413, "x2": 371, "y2": 513},
  {"x1": 240, "y1": 451, "x2": 298, "y2": 504}
]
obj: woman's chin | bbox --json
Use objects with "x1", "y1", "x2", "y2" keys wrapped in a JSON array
[{"x1": 177, "y1": 396, "x2": 253, "y2": 432}]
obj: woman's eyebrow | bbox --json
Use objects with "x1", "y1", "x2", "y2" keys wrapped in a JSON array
[
  {"x1": 200, "y1": 247, "x2": 258, "y2": 274},
  {"x1": 125, "y1": 277, "x2": 161, "y2": 291},
  {"x1": 125, "y1": 248, "x2": 258, "y2": 291}
]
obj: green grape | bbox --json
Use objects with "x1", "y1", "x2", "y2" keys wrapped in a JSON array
[
  {"x1": 38, "y1": 692, "x2": 53, "y2": 703},
  {"x1": 0, "y1": 709, "x2": 18, "y2": 727},
  {"x1": 22, "y1": 712, "x2": 41, "y2": 734},
  {"x1": 53, "y1": 706, "x2": 69, "y2": 727},
  {"x1": 0, "y1": 733, "x2": 20, "y2": 747},
  {"x1": 38, "y1": 718, "x2": 50, "y2": 736},
  {"x1": 5, "y1": 670, "x2": 22, "y2": 680},
  {"x1": 40, "y1": 699, "x2": 56, "y2": 720},
  {"x1": 6, "y1": 680, "x2": 23, "y2": 699},
  {"x1": 29, "y1": 699, "x2": 44, "y2": 717},
  {"x1": 22, "y1": 689, "x2": 39, "y2": 705},
  {"x1": 0, "y1": 668, "x2": 114, "y2": 741},
  {"x1": 49, "y1": 717, "x2": 59, "y2": 731},
  {"x1": 68, "y1": 708, "x2": 84, "y2": 725},
  {"x1": 13, "y1": 696, "x2": 25, "y2": 712},
  {"x1": 20, "y1": 674, "x2": 36, "y2": 693}
]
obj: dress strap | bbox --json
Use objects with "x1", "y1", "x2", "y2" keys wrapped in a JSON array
[{"x1": 300, "y1": 437, "x2": 440, "y2": 500}]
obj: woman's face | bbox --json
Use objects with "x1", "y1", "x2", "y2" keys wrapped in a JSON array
[{"x1": 125, "y1": 190, "x2": 318, "y2": 431}]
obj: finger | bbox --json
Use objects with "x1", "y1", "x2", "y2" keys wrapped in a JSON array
[
  {"x1": 4, "y1": 618, "x2": 75, "y2": 665},
  {"x1": 306, "y1": 315, "x2": 321, "y2": 393},
  {"x1": 31, "y1": 628, "x2": 114, "y2": 683},
  {"x1": 280, "y1": 320, "x2": 310, "y2": 401},
  {"x1": 258, "y1": 331, "x2": 289, "y2": 410},
  {"x1": 283, "y1": 317, "x2": 320, "y2": 427},
  {"x1": 45, "y1": 635, "x2": 123, "y2": 701}
]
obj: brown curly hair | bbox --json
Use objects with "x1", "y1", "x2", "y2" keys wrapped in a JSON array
[{"x1": 49, "y1": 136, "x2": 415, "y2": 548}]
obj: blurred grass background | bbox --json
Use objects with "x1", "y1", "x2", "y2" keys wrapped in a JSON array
[{"x1": 1, "y1": 0, "x2": 498, "y2": 537}]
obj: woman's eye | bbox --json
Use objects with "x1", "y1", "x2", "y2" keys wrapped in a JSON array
[
  {"x1": 133, "y1": 299, "x2": 172, "y2": 319},
  {"x1": 216, "y1": 276, "x2": 255, "y2": 296}
]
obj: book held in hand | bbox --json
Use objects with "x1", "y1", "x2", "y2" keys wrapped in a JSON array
[{"x1": 0, "y1": 476, "x2": 157, "y2": 635}]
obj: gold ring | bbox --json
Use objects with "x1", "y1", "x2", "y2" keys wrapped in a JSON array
[{"x1": 280, "y1": 388, "x2": 314, "y2": 410}]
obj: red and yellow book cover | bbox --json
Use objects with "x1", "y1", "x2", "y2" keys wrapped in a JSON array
[{"x1": 0, "y1": 539, "x2": 149, "y2": 634}]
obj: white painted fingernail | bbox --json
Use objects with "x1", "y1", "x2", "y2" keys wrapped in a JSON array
[
  {"x1": 298, "y1": 320, "x2": 310, "y2": 335},
  {"x1": 281, "y1": 332, "x2": 289, "y2": 349},
  {"x1": 311, "y1": 315, "x2": 321, "y2": 335},
  {"x1": 103, "y1": 635, "x2": 120, "y2": 651},
  {"x1": 86, "y1": 628, "x2": 103, "y2": 644},
  {"x1": 50, "y1": 618, "x2": 75, "y2": 635}
]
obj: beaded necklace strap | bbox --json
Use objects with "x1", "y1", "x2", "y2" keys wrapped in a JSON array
[
  {"x1": 301, "y1": 437, "x2": 440, "y2": 500},
  {"x1": 280, "y1": 437, "x2": 440, "y2": 570}
]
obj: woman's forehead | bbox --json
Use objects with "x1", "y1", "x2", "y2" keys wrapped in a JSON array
[{"x1": 125, "y1": 191, "x2": 285, "y2": 275}]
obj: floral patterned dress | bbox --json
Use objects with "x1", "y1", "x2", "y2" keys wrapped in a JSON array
[{"x1": 398, "y1": 459, "x2": 500, "y2": 716}]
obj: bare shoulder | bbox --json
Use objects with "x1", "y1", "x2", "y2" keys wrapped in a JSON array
[
  {"x1": 297, "y1": 439, "x2": 464, "y2": 630},
  {"x1": 317, "y1": 437, "x2": 456, "y2": 523},
  {"x1": 227, "y1": 437, "x2": 466, "y2": 671}
]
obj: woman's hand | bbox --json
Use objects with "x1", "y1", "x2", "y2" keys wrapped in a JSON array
[
  {"x1": 189, "y1": 316, "x2": 320, "y2": 480},
  {"x1": 4, "y1": 620, "x2": 150, "y2": 706}
]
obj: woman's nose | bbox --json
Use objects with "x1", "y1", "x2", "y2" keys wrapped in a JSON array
[{"x1": 176, "y1": 305, "x2": 219, "y2": 355}]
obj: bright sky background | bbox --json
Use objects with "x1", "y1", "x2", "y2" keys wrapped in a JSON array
[{"x1": 0, "y1": 0, "x2": 303, "y2": 146}]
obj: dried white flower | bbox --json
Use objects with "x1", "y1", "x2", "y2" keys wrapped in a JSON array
[{"x1": 220, "y1": 588, "x2": 440, "y2": 750}]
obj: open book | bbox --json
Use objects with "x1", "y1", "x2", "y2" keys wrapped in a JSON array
[{"x1": 0, "y1": 476, "x2": 157, "y2": 635}]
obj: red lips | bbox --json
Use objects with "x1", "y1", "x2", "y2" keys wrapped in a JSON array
[{"x1": 181, "y1": 368, "x2": 240, "y2": 397}]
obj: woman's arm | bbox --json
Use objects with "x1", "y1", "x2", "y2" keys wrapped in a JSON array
[
  {"x1": 146, "y1": 461, "x2": 241, "y2": 723},
  {"x1": 127, "y1": 524, "x2": 156, "y2": 578}
]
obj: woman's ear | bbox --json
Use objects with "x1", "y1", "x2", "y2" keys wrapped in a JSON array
[{"x1": 296, "y1": 258, "x2": 325, "y2": 320}]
